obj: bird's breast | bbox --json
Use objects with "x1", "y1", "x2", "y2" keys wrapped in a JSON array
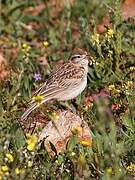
[{"x1": 57, "y1": 77, "x2": 87, "y2": 101}]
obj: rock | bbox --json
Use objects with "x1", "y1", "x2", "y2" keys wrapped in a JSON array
[{"x1": 39, "y1": 110, "x2": 92, "y2": 154}]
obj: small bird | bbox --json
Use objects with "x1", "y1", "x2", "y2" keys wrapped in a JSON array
[{"x1": 20, "y1": 48, "x2": 89, "y2": 121}]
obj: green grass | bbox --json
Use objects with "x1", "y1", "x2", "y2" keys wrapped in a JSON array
[{"x1": 0, "y1": 0, "x2": 135, "y2": 179}]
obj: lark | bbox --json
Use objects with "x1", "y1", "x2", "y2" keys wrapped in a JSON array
[{"x1": 21, "y1": 48, "x2": 89, "y2": 121}]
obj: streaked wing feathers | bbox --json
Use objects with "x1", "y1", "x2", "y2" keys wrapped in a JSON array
[{"x1": 33, "y1": 62, "x2": 85, "y2": 97}]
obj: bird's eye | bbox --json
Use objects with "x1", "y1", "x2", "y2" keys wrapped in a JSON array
[
  {"x1": 71, "y1": 55, "x2": 81, "y2": 61},
  {"x1": 76, "y1": 55, "x2": 81, "y2": 58}
]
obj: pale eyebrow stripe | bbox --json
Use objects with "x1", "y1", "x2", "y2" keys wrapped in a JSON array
[
  {"x1": 72, "y1": 55, "x2": 81, "y2": 58},
  {"x1": 71, "y1": 55, "x2": 81, "y2": 61}
]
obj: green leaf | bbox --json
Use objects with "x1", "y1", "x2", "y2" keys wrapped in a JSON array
[
  {"x1": 67, "y1": 135, "x2": 78, "y2": 152},
  {"x1": 14, "y1": 128, "x2": 26, "y2": 149},
  {"x1": 23, "y1": 75, "x2": 30, "y2": 90},
  {"x1": 66, "y1": 28, "x2": 71, "y2": 43}
]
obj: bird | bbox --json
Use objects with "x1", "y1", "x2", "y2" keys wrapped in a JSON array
[{"x1": 20, "y1": 48, "x2": 89, "y2": 122}]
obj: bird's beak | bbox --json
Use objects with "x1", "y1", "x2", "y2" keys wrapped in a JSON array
[{"x1": 86, "y1": 54, "x2": 93, "y2": 66}]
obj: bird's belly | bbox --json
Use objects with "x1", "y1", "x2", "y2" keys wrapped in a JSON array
[{"x1": 58, "y1": 78, "x2": 87, "y2": 101}]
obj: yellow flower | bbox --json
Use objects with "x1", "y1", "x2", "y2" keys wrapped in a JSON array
[
  {"x1": 106, "y1": 167, "x2": 113, "y2": 174},
  {"x1": 108, "y1": 84, "x2": 115, "y2": 91},
  {"x1": 1, "y1": 165, "x2": 8, "y2": 172},
  {"x1": 51, "y1": 112, "x2": 60, "y2": 121},
  {"x1": 22, "y1": 43, "x2": 31, "y2": 51},
  {"x1": 72, "y1": 127, "x2": 82, "y2": 135},
  {"x1": 80, "y1": 139, "x2": 92, "y2": 147},
  {"x1": 108, "y1": 84, "x2": 121, "y2": 94},
  {"x1": 28, "y1": 161, "x2": 33, "y2": 167},
  {"x1": 106, "y1": 29, "x2": 114, "y2": 38},
  {"x1": 32, "y1": 95, "x2": 44, "y2": 103},
  {"x1": 71, "y1": 152, "x2": 76, "y2": 156},
  {"x1": 15, "y1": 168, "x2": 21, "y2": 175},
  {"x1": 55, "y1": 160, "x2": 59, "y2": 164},
  {"x1": 43, "y1": 41, "x2": 49, "y2": 47},
  {"x1": 127, "y1": 81, "x2": 133, "y2": 87},
  {"x1": 127, "y1": 164, "x2": 135, "y2": 172},
  {"x1": 6, "y1": 153, "x2": 14, "y2": 162},
  {"x1": 91, "y1": 33, "x2": 100, "y2": 45},
  {"x1": 130, "y1": 66, "x2": 135, "y2": 70},
  {"x1": 26, "y1": 134, "x2": 38, "y2": 151}
]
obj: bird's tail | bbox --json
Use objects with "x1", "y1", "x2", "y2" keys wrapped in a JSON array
[
  {"x1": 20, "y1": 97, "x2": 49, "y2": 122},
  {"x1": 20, "y1": 88, "x2": 61, "y2": 122},
  {"x1": 20, "y1": 102, "x2": 39, "y2": 122}
]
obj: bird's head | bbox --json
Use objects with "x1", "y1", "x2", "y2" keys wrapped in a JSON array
[{"x1": 70, "y1": 48, "x2": 89, "y2": 67}]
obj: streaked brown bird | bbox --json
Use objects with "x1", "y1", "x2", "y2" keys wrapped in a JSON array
[{"x1": 21, "y1": 48, "x2": 89, "y2": 121}]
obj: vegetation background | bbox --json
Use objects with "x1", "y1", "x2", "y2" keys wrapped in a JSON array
[{"x1": 0, "y1": 0, "x2": 135, "y2": 179}]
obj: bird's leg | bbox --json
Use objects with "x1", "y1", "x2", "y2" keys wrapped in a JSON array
[{"x1": 59, "y1": 101, "x2": 77, "y2": 113}]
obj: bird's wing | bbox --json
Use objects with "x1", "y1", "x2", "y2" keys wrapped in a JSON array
[{"x1": 38, "y1": 62, "x2": 85, "y2": 95}]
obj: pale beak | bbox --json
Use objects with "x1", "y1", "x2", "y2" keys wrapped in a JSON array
[{"x1": 86, "y1": 54, "x2": 93, "y2": 66}]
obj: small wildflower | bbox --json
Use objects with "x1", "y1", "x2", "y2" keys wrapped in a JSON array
[
  {"x1": 127, "y1": 81, "x2": 133, "y2": 87},
  {"x1": 43, "y1": 41, "x2": 49, "y2": 47},
  {"x1": 15, "y1": 168, "x2": 21, "y2": 175},
  {"x1": 108, "y1": 84, "x2": 115, "y2": 91},
  {"x1": 91, "y1": 33, "x2": 100, "y2": 45},
  {"x1": 1, "y1": 165, "x2": 8, "y2": 172},
  {"x1": 71, "y1": 152, "x2": 76, "y2": 156},
  {"x1": 55, "y1": 159, "x2": 62, "y2": 166},
  {"x1": 5, "y1": 153, "x2": 14, "y2": 162},
  {"x1": 119, "y1": 168, "x2": 122, "y2": 172},
  {"x1": 33, "y1": 73, "x2": 41, "y2": 81},
  {"x1": 72, "y1": 127, "x2": 82, "y2": 135},
  {"x1": 106, "y1": 29, "x2": 114, "y2": 39},
  {"x1": 32, "y1": 95, "x2": 44, "y2": 103},
  {"x1": 55, "y1": 160, "x2": 59, "y2": 164},
  {"x1": 127, "y1": 163, "x2": 135, "y2": 173},
  {"x1": 106, "y1": 167, "x2": 113, "y2": 174},
  {"x1": 80, "y1": 139, "x2": 92, "y2": 147},
  {"x1": 108, "y1": 85, "x2": 120, "y2": 94},
  {"x1": 26, "y1": 134, "x2": 38, "y2": 151},
  {"x1": 22, "y1": 43, "x2": 31, "y2": 52},
  {"x1": 28, "y1": 161, "x2": 33, "y2": 167},
  {"x1": 130, "y1": 66, "x2": 135, "y2": 70},
  {"x1": 51, "y1": 112, "x2": 60, "y2": 121}
]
